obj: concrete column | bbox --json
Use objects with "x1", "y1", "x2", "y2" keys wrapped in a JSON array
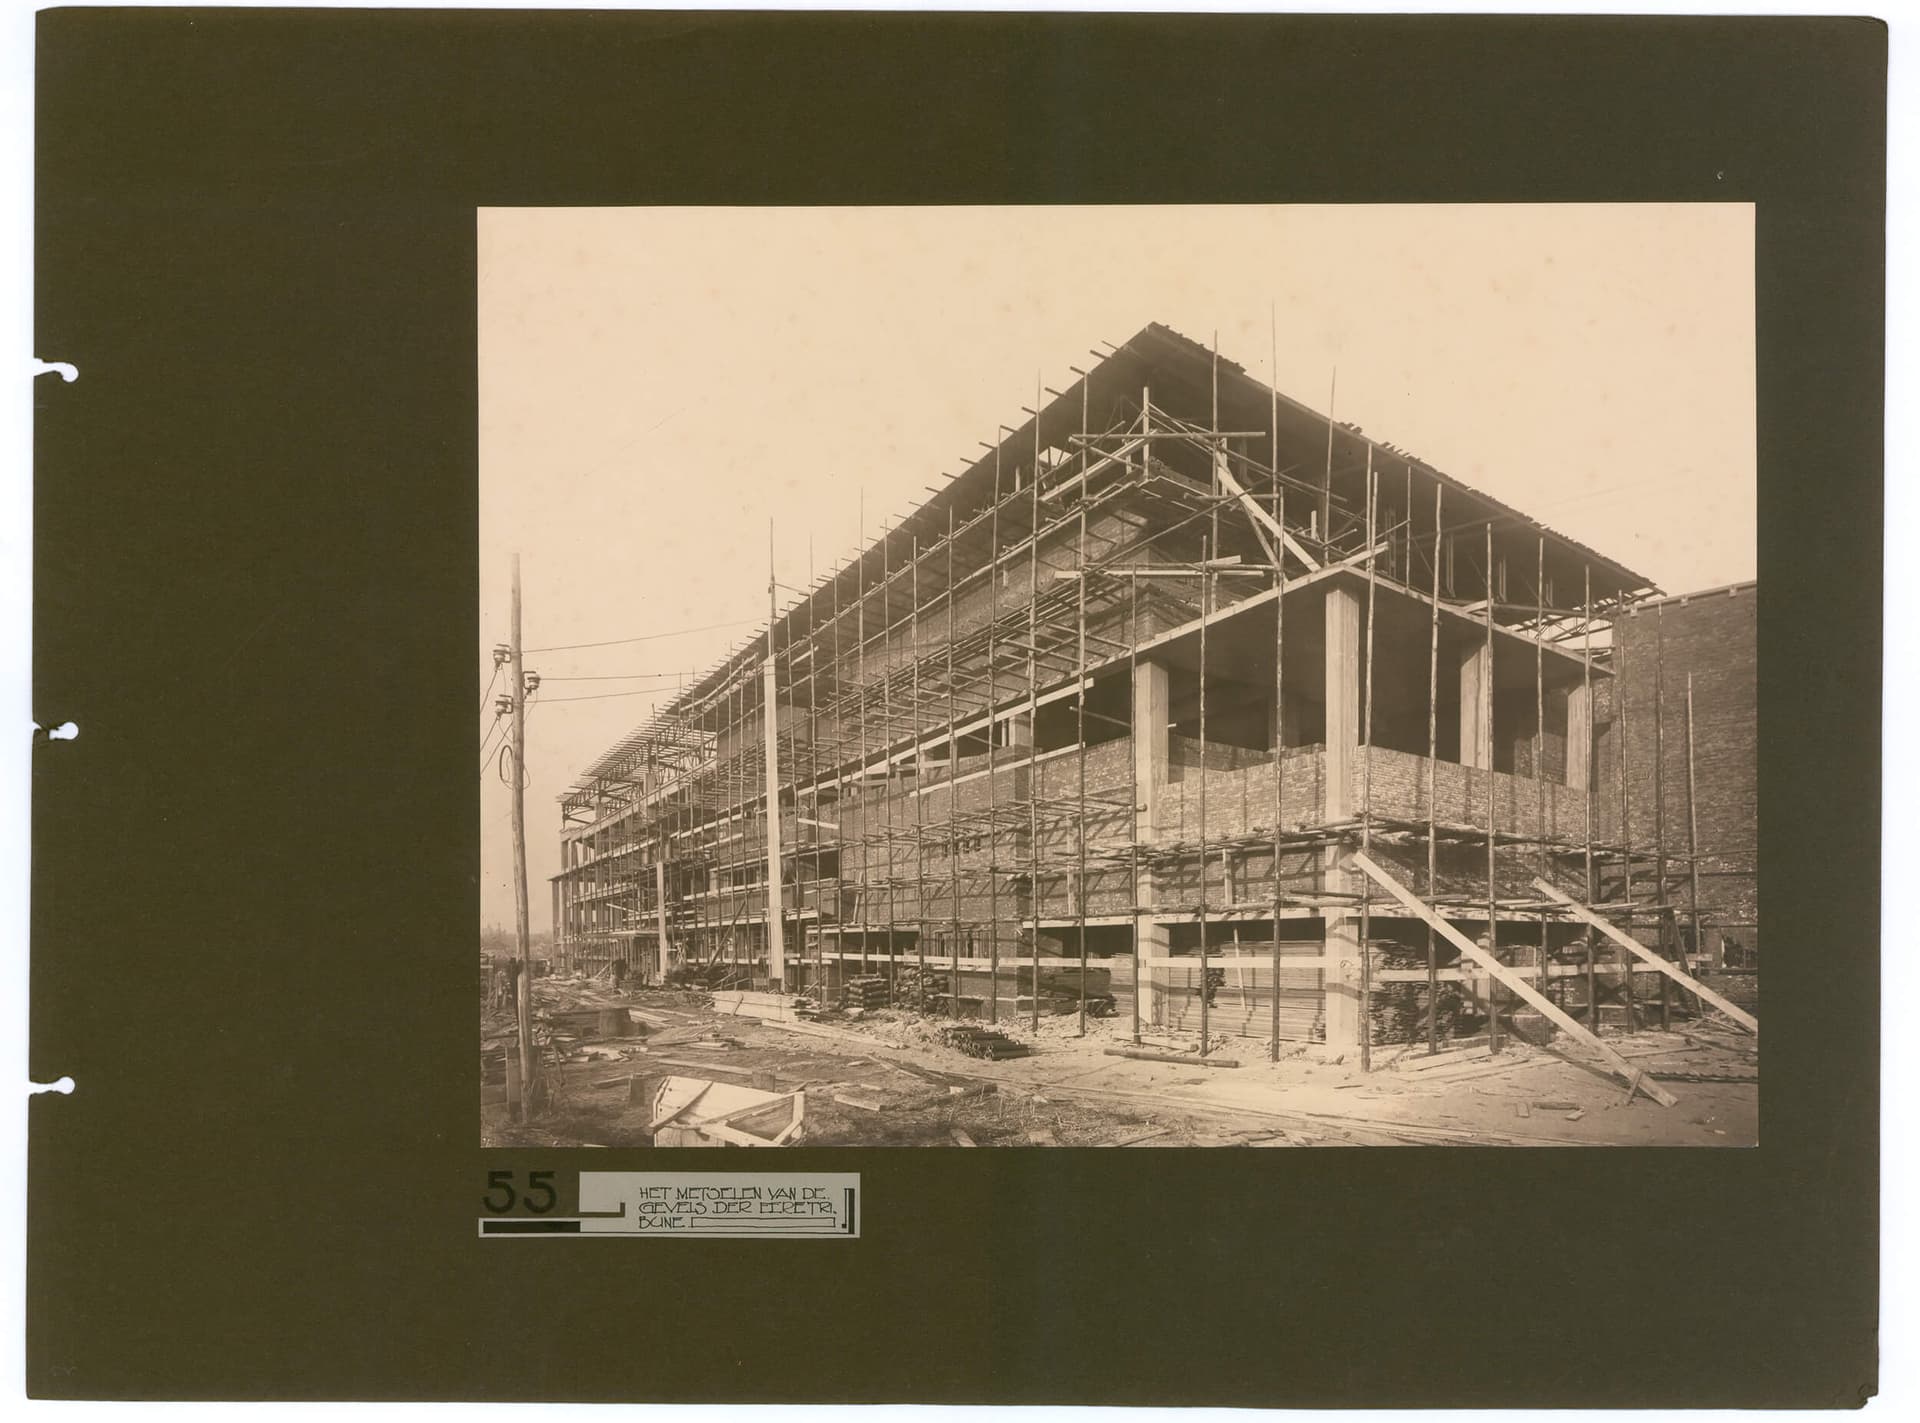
[
  {"x1": 1459, "y1": 642, "x2": 1493, "y2": 770},
  {"x1": 1322, "y1": 586, "x2": 1364, "y2": 1051},
  {"x1": 1132, "y1": 659, "x2": 1170, "y2": 842},
  {"x1": 1566, "y1": 682, "x2": 1592, "y2": 790},
  {"x1": 1131, "y1": 658, "x2": 1173, "y2": 1020}
]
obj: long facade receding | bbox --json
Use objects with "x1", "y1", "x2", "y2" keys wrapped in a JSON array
[{"x1": 550, "y1": 322, "x2": 1756, "y2": 1059}]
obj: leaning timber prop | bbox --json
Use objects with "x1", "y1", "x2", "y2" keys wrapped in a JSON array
[
  {"x1": 1347, "y1": 851, "x2": 1678, "y2": 1107},
  {"x1": 1529, "y1": 878, "x2": 1758, "y2": 1036}
]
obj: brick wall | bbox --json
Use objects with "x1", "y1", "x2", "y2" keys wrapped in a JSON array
[
  {"x1": 1361, "y1": 746, "x2": 1589, "y2": 844},
  {"x1": 1593, "y1": 584, "x2": 1757, "y2": 951}
]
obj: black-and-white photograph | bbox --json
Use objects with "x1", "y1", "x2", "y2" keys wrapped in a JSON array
[{"x1": 478, "y1": 203, "x2": 1758, "y2": 1149}]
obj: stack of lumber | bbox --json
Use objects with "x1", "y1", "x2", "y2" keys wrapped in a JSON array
[
  {"x1": 890, "y1": 965, "x2": 950, "y2": 1012},
  {"x1": 1014, "y1": 964, "x2": 1118, "y2": 1017}
]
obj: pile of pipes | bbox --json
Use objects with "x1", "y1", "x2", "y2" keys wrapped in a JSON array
[
  {"x1": 940, "y1": 1024, "x2": 1031, "y2": 1061},
  {"x1": 842, "y1": 975, "x2": 890, "y2": 1010}
]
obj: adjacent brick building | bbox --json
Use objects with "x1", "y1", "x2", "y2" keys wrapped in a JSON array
[{"x1": 1596, "y1": 582, "x2": 1758, "y2": 966}]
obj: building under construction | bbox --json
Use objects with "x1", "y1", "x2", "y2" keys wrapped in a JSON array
[{"x1": 551, "y1": 322, "x2": 1757, "y2": 1073}]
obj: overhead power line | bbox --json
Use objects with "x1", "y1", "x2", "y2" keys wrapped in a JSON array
[
  {"x1": 537, "y1": 672, "x2": 691, "y2": 683},
  {"x1": 533, "y1": 687, "x2": 675, "y2": 704},
  {"x1": 523, "y1": 617, "x2": 758, "y2": 654}
]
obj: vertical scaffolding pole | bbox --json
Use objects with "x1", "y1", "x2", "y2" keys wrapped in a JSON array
[
  {"x1": 1130, "y1": 573, "x2": 1144, "y2": 1047},
  {"x1": 1426, "y1": 484, "x2": 1442, "y2": 1054},
  {"x1": 1198, "y1": 528, "x2": 1212, "y2": 1057},
  {"x1": 913, "y1": 536, "x2": 926, "y2": 1000},
  {"x1": 831, "y1": 564, "x2": 844, "y2": 993},
  {"x1": 1617, "y1": 611, "x2": 1642, "y2": 1030},
  {"x1": 987, "y1": 453, "x2": 1002, "y2": 1021},
  {"x1": 1484, "y1": 522, "x2": 1500, "y2": 1055},
  {"x1": 1583, "y1": 567, "x2": 1597, "y2": 1031},
  {"x1": 763, "y1": 525, "x2": 786, "y2": 991},
  {"x1": 1321, "y1": 369, "x2": 1336, "y2": 547},
  {"x1": 805, "y1": 539, "x2": 819, "y2": 995},
  {"x1": 1359, "y1": 453, "x2": 1377, "y2": 1071},
  {"x1": 947, "y1": 510, "x2": 961, "y2": 1017},
  {"x1": 1686, "y1": 672, "x2": 1704, "y2": 975},
  {"x1": 1534, "y1": 536, "x2": 1547, "y2": 1032},
  {"x1": 1028, "y1": 431, "x2": 1043, "y2": 1034},
  {"x1": 1076, "y1": 477, "x2": 1090, "y2": 1033},
  {"x1": 884, "y1": 528, "x2": 897, "y2": 998},
  {"x1": 1655, "y1": 600, "x2": 1670, "y2": 1029},
  {"x1": 857, "y1": 515, "x2": 870, "y2": 974},
  {"x1": 1270, "y1": 350, "x2": 1287, "y2": 1060}
]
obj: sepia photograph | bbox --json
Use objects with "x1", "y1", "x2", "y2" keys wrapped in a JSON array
[
  {"x1": 26, "y1": 6, "x2": 1885, "y2": 1402},
  {"x1": 477, "y1": 203, "x2": 1759, "y2": 1149}
]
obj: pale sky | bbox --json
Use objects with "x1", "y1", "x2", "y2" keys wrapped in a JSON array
[{"x1": 478, "y1": 203, "x2": 1755, "y2": 934}]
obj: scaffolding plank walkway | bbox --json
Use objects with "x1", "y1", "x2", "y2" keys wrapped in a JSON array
[
  {"x1": 1530, "y1": 877, "x2": 1758, "y2": 1035},
  {"x1": 1348, "y1": 850, "x2": 1679, "y2": 1107}
]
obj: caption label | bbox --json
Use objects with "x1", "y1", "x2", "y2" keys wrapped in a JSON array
[{"x1": 480, "y1": 1172, "x2": 859, "y2": 1239}]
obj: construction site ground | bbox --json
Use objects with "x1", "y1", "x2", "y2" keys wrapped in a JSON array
[{"x1": 482, "y1": 978, "x2": 1757, "y2": 1148}]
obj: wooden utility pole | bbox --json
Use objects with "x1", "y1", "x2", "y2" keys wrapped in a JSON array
[{"x1": 510, "y1": 554, "x2": 537, "y2": 1118}]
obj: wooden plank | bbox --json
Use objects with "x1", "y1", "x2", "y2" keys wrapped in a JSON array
[
  {"x1": 1215, "y1": 461, "x2": 1322, "y2": 571},
  {"x1": 647, "y1": 1079, "x2": 717, "y2": 1132},
  {"x1": 1349, "y1": 851, "x2": 1678, "y2": 1107},
  {"x1": 1530, "y1": 878, "x2": 1758, "y2": 1034},
  {"x1": 1103, "y1": 1047, "x2": 1241, "y2": 1068}
]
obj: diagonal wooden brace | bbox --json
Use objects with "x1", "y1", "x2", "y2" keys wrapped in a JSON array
[
  {"x1": 1531, "y1": 877, "x2": 1758, "y2": 1035},
  {"x1": 1215, "y1": 460, "x2": 1321, "y2": 572},
  {"x1": 1348, "y1": 850, "x2": 1678, "y2": 1107}
]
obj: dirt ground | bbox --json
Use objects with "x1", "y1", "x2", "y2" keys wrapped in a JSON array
[{"x1": 482, "y1": 981, "x2": 1758, "y2": 1149}]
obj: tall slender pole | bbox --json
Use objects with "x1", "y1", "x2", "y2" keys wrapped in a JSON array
[
  {"x1": 1270, "y1": 312, "x2": 1286, "y2": 1061},
  {"x1": 1686, "y1": 672, "x2": 1704, "y2": 977},
  {"x1": 1321, "y1": 369, "x2": 1336, "y2": 547},
  {"x1": 1203, "y1": 339, "x2": 1215, "y2": 1057},
  {"x1": 948, "y1": 511, "x2": 962, "y2": 1018},
  {"x1": 1139, "y1": 388, "x2": 1151, "y2": 1035},
  {"x1": 832, "y1": 562, "x2": 844, "y2": 992},
  {"x1": 763, "y1": 525, "x2": 787, "y2": 990},
  {"x1": 1484, "y1": 523, "x2": 1499, "y2": 1055},
  {"x1": 1535, "y1": 536, "x2": 1547, "y2": 1032},
  {"x1": 913, "y1": 536, "x2": 927, "y2": 1003},
  {"x1": 1426, "y1": 485, "x2": 1442, "y2": 1054},
  {"x1": 1655, "y1": 601, "x2": 1670, "y2": 1030},
  {"x1": 987, "y1": 454, "x2": 1001, "y2": 1021},
  {"x1": 806, "y1": 539, "x2": 820, "y2": 994},
  {"x1": 1029, "y1": 420, "x2": 1042, "y2": 1033},
  {"x1": 1076, "y1": 451, "x2": 1090, "y2": 1033},
  {"x1": 1198, "y1": 529, "x2": 1212, "y2": 1057},
  {"x1": 509, "y1": 554, "x2": 535, "y2": 1117},
  {"x1": 1359, "y1": 455, "x2": 1377, "y2": 1071},
  {"x1": 858, "y1": 507, "x2": 869, "y2": 974},
  {"x1": 1583, "y1": 567, "x2": 1597, "y2": 1032},
  {"x1": 1617, "y1": 607, "x2": 1642, "y2": 1029},
  {"x1": 1130, "y1": 574, "x2": 1143, "y2": 1046},
  {"x1": 884, "y1": 529, "x2": 897, "y2": 998}
]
